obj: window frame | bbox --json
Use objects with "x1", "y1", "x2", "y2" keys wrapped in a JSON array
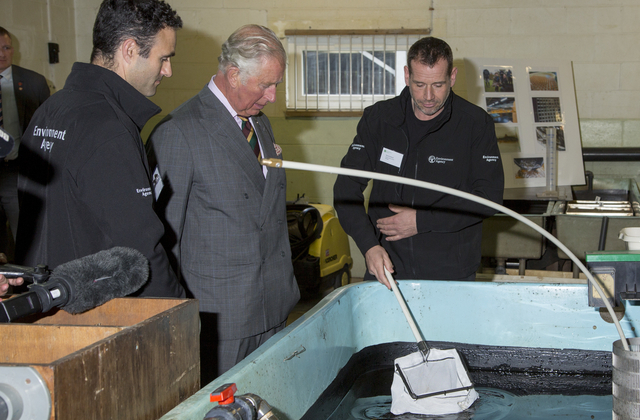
[{"x1": 284, "y1": 29, "x2": 431, "y2": 117}]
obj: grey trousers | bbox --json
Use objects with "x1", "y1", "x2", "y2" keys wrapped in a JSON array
[{"x1": 199, "y1": 312, "x2": 287, "y2": 386}]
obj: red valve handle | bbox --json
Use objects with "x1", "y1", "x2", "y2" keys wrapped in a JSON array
[{"x1": 210, "y1": 383, "x2": 237, "y2": 405}]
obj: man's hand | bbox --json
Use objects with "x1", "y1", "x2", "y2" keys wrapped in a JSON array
[
  {"x1": 0, "y1": 253, "x2": 23, "y2": 300},
  {"x1": 0, "y1": 274, "x2": 23, "y2": 300},
  {"x1": 376, "y1": 204, "x2": 418, "y2": 241},
  {"x1": 364, "y1": 245, "x2": 394, "y2": 289}
]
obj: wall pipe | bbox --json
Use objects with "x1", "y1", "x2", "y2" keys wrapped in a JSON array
[
  {"x1": 583, "y1": 147, "x2": 640, "y2": 162},
  {"x1": 261, "y1": 158, "x2": 631, "y2": 351}
]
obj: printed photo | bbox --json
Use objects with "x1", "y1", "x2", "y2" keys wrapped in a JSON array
[
  {"x1": 532, "y1": 97, "x2": 562, "y2": 123},
  {"x1": 496, "y1": 126, "x2": 521, "y2": 153},
  {"x1": 483, "y1": 67, "x2": 514, "y2": 93},
  {"x1": 529, "y1": 71, "x2": 558, "y2": 91},
  {"x1": 514, "y1": 157, "x2": 545, "y2": 179},
  {"x1": 535, "y1": 126, "x2": 566, "y2": 151},
  {"x1": 486, "y1": 97, "x2": 518, "y2": 123}
]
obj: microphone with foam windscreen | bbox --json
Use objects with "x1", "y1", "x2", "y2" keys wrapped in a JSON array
[{"x1": 0, "y1": 247, "x2": 149, "y2": 323}]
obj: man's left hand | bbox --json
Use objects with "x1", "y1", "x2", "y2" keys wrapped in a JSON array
[{"x1": 377, "y1": 204, "x2": 418, "y2": 241}]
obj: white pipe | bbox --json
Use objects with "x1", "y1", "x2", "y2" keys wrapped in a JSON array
[
  {"x1": 262, "y1": 158, "x2": 631, "y2": 351},
  {"x1": 386, "y1": 268, "x2": 423, "y2": 344}
]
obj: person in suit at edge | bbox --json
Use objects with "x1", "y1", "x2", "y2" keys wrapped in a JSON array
[
  {"x1": 148, "y1": 24, "x2": 300, "y2": 384},
  {"x1": 0, "y1": 27, "x2": 50, "y2": 259}
]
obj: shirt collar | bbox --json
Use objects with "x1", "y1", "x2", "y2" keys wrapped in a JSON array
[
  {"x1": 208, "y1": 75, "x2": 246, "y2": 128},
  {"x1": 0, "y1": 65, "x2": 12, "y2": 81}
]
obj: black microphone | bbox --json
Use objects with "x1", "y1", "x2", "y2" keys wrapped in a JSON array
[
  {"x1": 0, "y1": 247, "x2": 149, "y2": 322},
  {"x1": 0, "y1": 128, "x2": 15, "y2": 159}
]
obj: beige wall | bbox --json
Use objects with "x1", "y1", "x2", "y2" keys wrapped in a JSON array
[
  {"x1": 3, "y1": 0, "x2": 76, "y2": 91},
  {"x1": 5, "y1": 0, "x2": 640, "y2": 276}
]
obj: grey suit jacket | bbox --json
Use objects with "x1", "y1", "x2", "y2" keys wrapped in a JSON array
[{"x1": 149, "y1": 85, "x2": 300, "y2": 340}]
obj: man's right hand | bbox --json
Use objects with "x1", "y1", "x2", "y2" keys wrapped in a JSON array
[
  {"x1": 365, "y1": 245, "x2": 394, "y2": 289},
  {"x1": 0, "y1": 253, "x2": 23, "y2": 300},
  {"x1": 0, "y1": 274, "x2": 23, "y2": 301}
]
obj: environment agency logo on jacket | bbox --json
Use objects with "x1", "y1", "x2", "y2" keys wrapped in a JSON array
[
  {"x1": 428, "y1": 155, "x2": 453, "y2": 164},
  {"x1": 483, "y1": 155, "x2": 500, "y2": 162}
]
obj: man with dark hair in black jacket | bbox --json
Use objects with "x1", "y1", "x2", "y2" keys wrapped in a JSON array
[
  {"x1": 16, "y1": 0, "x2": 185, "y2": 298},
  {"x1": 334, "y1": 37, "x2": 504, "y2": 288}
]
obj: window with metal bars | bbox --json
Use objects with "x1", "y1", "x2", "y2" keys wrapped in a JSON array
[{"x1": 285, "y1": 30, "x2": 430, "y2": 116}]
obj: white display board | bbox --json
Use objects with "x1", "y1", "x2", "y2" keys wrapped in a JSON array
[{"x1": 464, "y1": 58, "x2": 585, "y2": 189}]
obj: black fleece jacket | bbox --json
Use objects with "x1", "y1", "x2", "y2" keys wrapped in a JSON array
[
  {"x1": 17, "y1": 63, "x2": 184, "y2": 298},
  {"x1": 334, "y1": 87, "x2": 504, "y2": 280}
]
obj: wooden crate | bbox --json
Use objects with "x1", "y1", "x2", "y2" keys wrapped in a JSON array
[{"x1": 0, "y1": 298, "x2": 200, "y2": 420}]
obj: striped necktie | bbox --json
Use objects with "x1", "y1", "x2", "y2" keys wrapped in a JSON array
[
  {"x1": 239, "y1": 116, "x2": 260, "y2": 159},
  {"x1": 0, "y1": 75, "x2": 3, "y2": 128}
]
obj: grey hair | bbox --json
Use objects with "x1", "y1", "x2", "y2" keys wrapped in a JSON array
[{"x1": 218, "y1": 24, "x2": 286, "y2": 83}]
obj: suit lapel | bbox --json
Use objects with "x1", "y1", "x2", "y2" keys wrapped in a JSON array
[
  {"x1": 197, "y1": 88, "x2": 266, "y2": 194},
  {"x1": 12, "y1": 66, "x2": 26, "y2": 129},
  {"x1": 253, "y1": 117, "x2": 282, "y2": 222}
]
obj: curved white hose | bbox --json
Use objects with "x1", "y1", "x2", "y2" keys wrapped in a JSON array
[{"x1": 262, "y1": 158, "x2": 631, "y2": 351}]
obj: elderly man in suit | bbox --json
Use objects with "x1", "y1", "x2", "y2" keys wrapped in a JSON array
[
  {"x1": 149, "y1": 24, "x2": 300, "y2": 384},
  {"x1": 0, "y1": 27, "x2": 50, "y2": 258}
]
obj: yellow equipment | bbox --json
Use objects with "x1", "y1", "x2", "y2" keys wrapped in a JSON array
[{"x1": 287, "y1": 202, "x2": 353, "y2": 298}]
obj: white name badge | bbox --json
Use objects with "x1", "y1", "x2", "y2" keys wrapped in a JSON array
[
  {"x1": 152, "y1": 166, "x2": 164, "y2": 201},
  {"x1": 380, "y1": 147, "x2": 403, "y2": 168}
]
